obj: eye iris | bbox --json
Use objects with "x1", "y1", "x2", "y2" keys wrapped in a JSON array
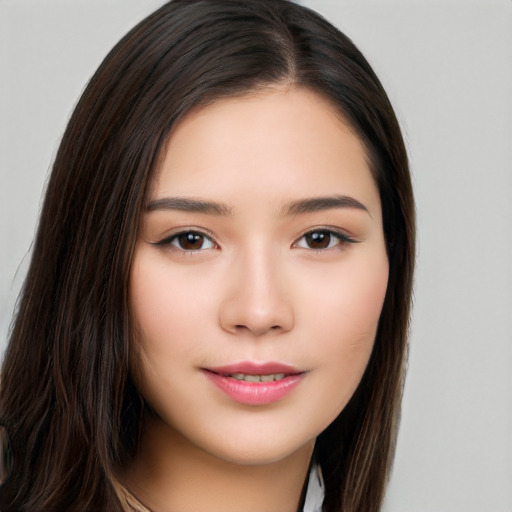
[
  {"x1": 306, "y1": 231, "x2": 331, "y2": 249},
  {"x1": 178, "y1": 232, "x2": 204, "y2": 250}
]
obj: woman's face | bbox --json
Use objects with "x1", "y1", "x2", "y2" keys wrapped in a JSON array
[{"x1": 130, "y1": 87, "x2": 388, "y2": 465}]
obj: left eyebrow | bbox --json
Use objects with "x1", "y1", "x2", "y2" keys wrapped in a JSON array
[
  {"x1": 146, "y1": 196, "x2": 233, "y2": 216},
  {"x1": 283, "y1": 195, "x2": 371, "y2": 217}
]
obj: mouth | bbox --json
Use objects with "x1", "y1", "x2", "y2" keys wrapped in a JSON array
[
  {"x1": 223, "y1": 372, "x2": 288, "y2": 382},
  {"x1": 203, "y1": 362, "x2": 306, "y2": 405}
]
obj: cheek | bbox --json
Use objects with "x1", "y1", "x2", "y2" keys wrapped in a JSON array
[
  {"x1": 129, "y1": 251, "x2": 212, "y2": 373},
  {"x1": 301, "y1": 250, "x2": 388, "y2": 343},
  {"x1": 337, "y1": 259, "x2": 388, "y2": 343},
  {"x1": 298, "y1": 252, "x2": 388, "y2": 412}
]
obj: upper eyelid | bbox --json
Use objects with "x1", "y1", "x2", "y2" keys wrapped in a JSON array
[
  {"x1": 151, "y1": 228, "x2": 217, "y2": 247},
  {"x1": 150, "y1": 226, "x2": 359, "y2": 246},
  {"x1": 295, "y1": 226, "x2": 358, "y2": 242},
  {"x1": 292, "y1": 228, "x2": 359, "y2": 252}
]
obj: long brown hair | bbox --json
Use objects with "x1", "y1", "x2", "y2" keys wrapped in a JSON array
[{"x1": 0, "y1": 1, "x2": 415, "y2": 510}]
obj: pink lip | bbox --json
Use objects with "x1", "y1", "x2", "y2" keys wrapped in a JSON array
[
  {"x1": 203, "y1": 361, "x2": 305, "y2": 406},
  {"x1": 208, "y1": 361, "x2": 301, "y2": 375}
]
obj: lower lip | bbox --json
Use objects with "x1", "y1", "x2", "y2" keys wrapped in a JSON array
[{"x1": 204, "y1": 371, "x2": 304, "y2": 405}]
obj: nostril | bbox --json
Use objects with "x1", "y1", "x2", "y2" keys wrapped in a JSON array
[
  {"x1": 219, "y1": 292, "x2": 295, "y2": 336},
  {"x1": 231, "y1": 323, "x2": 283, "y2": 336}
]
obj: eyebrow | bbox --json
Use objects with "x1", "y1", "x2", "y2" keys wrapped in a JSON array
[
  {"x1": 146, "y1": 197, "x2": 233, "y2": 215},
  {"x1": 284, "y1": 195, "x2": 370, "y2": 216},
  {"x1": 146, "y1": 194, "x2": 370, "y2": 217}
]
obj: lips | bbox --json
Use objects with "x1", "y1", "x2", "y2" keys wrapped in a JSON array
[{"x1": 203, "y1": 362, "x2": 305, "y2": 405}]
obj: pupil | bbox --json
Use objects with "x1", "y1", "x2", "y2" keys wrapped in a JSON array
[
  {"x1": 307, "y1": 231, "x2": 330, "y2": 249},
  {"x1": 179, "y1": 232, "x2": 203, "y2": 250}
]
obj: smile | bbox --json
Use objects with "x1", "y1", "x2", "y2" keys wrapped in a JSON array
[
  {"x1": 203, "y1": 362, "x2": 305, "y2": 405},
  {"x1": 227, "y1": 373, "x2": 286, "y2": 382}
]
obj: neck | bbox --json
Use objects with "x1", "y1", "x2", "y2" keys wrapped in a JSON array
[{"x1": 121, "y1": 414, "x2": 314, "y2": 512}]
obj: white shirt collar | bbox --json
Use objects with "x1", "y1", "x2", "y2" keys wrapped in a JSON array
[{"x1": 302, "y1": 464, "x2": 324, "y2": 512}]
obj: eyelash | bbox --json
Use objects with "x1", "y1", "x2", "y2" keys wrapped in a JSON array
[
  {"x1": 151, "y1": 230, "x2": 216, "y2": 253},
  {"x1": 152, "y1": 228, "x2": 357, "y2": 253},
  {"x1": 293, "y1": 229, "x2": 357, "y2": 251}
]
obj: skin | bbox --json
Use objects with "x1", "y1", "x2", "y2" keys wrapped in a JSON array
[{"x1": 126, "y1": 86, "x2": 389, "y2": 512}]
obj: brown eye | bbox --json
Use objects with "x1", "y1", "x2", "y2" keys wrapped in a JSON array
[
  {"x1": 304, "y1": 230, "x2": 333, "y2": 249},
  {"x1": 295, "y1": 229, "x2": 355, "y2": 251},
  {"x1": 152, "y1": 231, "x2": 215, "y2": 251},
  {"x1": 172, "y1": 231, "x2": 215, "y2": 251}
]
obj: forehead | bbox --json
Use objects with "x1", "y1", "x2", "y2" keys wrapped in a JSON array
[{"x1": 151, "y1": 87, "x2": 379, "y2": 217}]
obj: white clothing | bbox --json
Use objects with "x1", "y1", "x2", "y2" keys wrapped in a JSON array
[{"x1": 302, "y1": 464, "x2": 324, "y2": 512}]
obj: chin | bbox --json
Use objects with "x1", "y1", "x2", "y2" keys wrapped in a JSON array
[{"x1": 192, "y1": 425, "x2": 317, "y2": 467}]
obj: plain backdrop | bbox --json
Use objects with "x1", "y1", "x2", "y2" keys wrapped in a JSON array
[{"x1": 1, "y1": 1, "x2": 511, "y2": 511}]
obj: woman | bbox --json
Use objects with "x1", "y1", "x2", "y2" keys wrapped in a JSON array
[{"x1": 0, "y1": 1, "x2": 415, "y2": 511}]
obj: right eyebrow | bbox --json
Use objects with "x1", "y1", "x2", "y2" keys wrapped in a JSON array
[
  {"x1": 146, "y1": 196, "x2": 233, "y2": 216},
  {"x1": 283, "y1": 195, "x2": 371, "y2": 217}
]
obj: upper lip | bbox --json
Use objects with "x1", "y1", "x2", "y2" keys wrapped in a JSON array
[{"x1": 205, "y1": 361, "x2": 303, "y2": 376}]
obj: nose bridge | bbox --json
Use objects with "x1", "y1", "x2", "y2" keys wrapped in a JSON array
[{"x1": 219, "y1": 238, "x2": 294, "y2": 336}]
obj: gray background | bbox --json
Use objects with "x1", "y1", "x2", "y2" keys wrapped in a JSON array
[{"x1": 1, "y1": 1, "x2": 511, "y2": 510}]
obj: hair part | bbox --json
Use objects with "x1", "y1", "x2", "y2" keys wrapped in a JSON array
[{"x1": 0, "y1": 1, "x2": 414, "y2": 511}]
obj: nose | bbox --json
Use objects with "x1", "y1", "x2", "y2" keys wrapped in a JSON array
[{"x1": 218, "y1": 246, "x2": 294, "y2": 337}]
